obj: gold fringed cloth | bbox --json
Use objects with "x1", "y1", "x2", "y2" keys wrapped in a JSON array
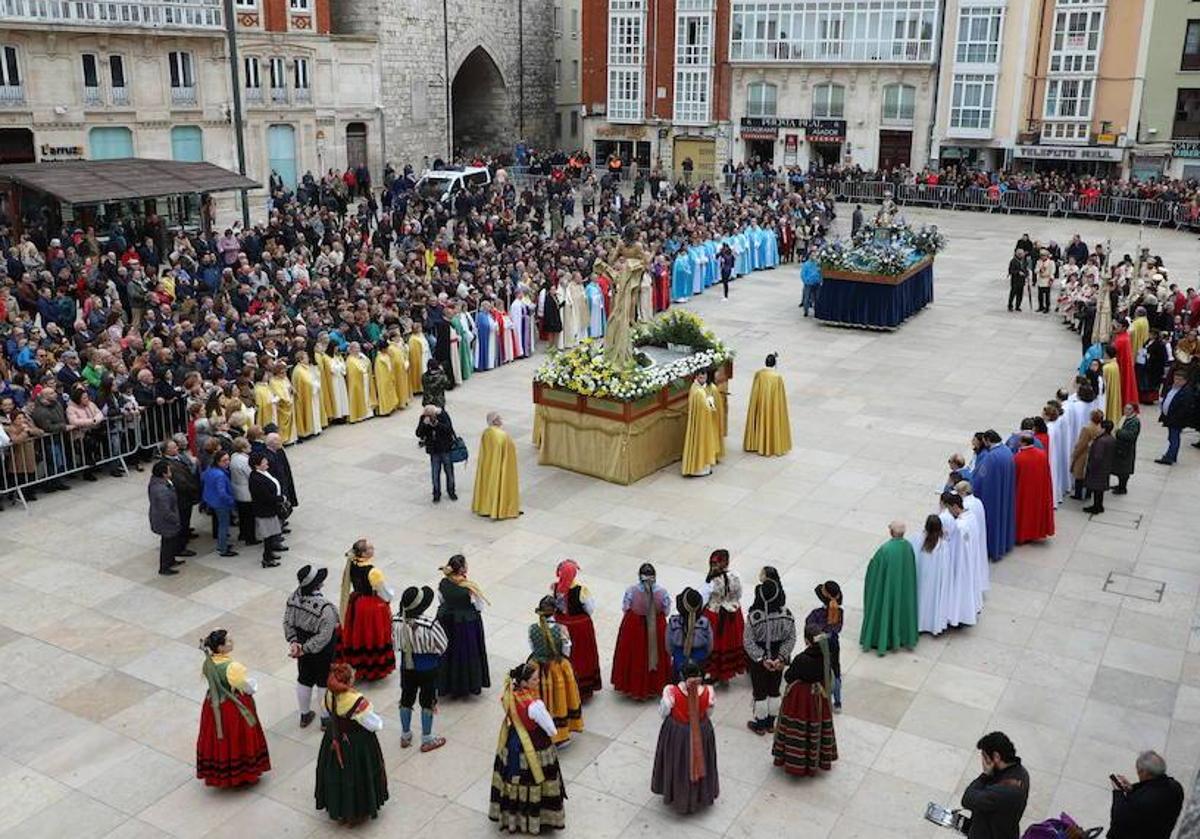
[{"x1": 532, "y1": 361, "x2": 732, "y2": 485}]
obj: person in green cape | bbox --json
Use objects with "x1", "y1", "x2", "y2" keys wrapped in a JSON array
[{"x1": 859, "y1": 521, "x2": 919, "y2": 656}]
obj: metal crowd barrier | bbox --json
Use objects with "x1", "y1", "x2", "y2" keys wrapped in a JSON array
[{"x1": 0, "y1": 401, "x2": 187, "y2": 511}]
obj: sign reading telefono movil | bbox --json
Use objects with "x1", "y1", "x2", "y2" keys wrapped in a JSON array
[
  {"x1": 1012, "y1": 145, "x2": 1123, "y2": 162},
  {"x1": 739, "y1": 117, "x2": 847, "y2": 142}
]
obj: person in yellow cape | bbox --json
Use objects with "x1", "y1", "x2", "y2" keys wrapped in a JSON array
[
  {"x1": 705, "y1": 368, "x2": 727, "y2": 462},
  {"x1": 386, "y1": 332, "x2": 412, "y2": 409},
  {"x1": 253, "y1": 369, "x2": 277, "y2": 431},
  {"x1": 345, "y1": 342, "x2": 375, "y2": 423},
  {"x1": 472, "y1": 412, "x2": 521, "y2": 520},
  {"x1": 373, "y1": 343, "x2": 399, "y2": 417},
  {"x1": 269, "y1": 362, "x2": 297, "y2": 444},
  {"x1": 313, "y1": 338, "x2": 336, "y2": 427},
  {"x1": 743, "y1": 353, "x2": 792, "y2": 456},
  {"x1": 1101, "y1": 344, "x2": 1122, "y2": 421},
  {"x1": 681, "y1": 374, "x2": 720, "y2": 476},
  {"x1": 290, "y1": 350, "x2": 322, "y2": 439},
  {"x1": 408, "y1": 329, "x2": 428, "y2": 395}
]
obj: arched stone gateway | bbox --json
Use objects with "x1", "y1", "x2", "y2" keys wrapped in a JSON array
[{"x1": 451, "y1": 46, "x2": 511, "y2": 158}]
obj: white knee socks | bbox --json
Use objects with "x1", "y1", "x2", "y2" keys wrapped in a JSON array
[
  {"x1": 296, "y1": 683, "x2": 313, "y2": 715},
  {"x1": 752, "y1": 699, "x2": 769, "y2": 721},
  {"x1": 766, "y1": 696, "x2": 780, "y2": 717}
]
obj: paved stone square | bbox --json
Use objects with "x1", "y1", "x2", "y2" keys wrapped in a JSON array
[{"x1": 1, "y1": 207, "x2": 1197, "y2": 839}]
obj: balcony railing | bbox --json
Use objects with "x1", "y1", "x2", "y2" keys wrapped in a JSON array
[
  {"x1": 83, "y1": 85, "x2": 102, "y2": 106},
  {"x1": 269, "y1": 86, "x2": 288, "y2": 104},
  {"x1": 111, "y1": 86, "x2": 130, "y2": 106},
  {"x1": 0, "y1": 84, "x2": 26, "y2": 107},
  {"x1": 170, "y1": 85, "x2": 197, "y2": 106},
  {"x1": 293, "y1": 87, "x2": 311, "y2": 104},
  {"x1": 0, "y1": 0, "x2": 223, "y2": 29},
  {"x1": 244, "y1": 86, "x2": 263, "y2": 105}
]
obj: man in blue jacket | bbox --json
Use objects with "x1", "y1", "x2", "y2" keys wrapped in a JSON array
[{"x1": 800, "y1": 249, "x2": 823, "y2": 318}]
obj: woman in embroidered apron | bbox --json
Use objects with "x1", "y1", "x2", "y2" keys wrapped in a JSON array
[
  {"x1": 315, "y1": 662, "x2": 389, "y2": 823},
  {"x1": 611, "y1": 562, "x2": 672, "y2": 700},
  {"x1": 436, "y1": 553, "x2": 492, "y2": 698},
  {"x1": 195, "y1": 629, "x2": 271, "y2": 787},
  {"x1": 651, "y1": 660, "x2": 720, "y2": 814},
  {"x1": 488, "y1": 662, "x2": 567, "y2": 833},
  {"x1": 550, "y1": 560, "x2": 602, "y2": 699},
  {"x1": 336, "y1": 538, "x2": 396, "y2": 681},
  {"x1": 529, "y1": 595, "x2": 584, "y2": 746},
  {"x1": 771, "y1": 625, "x2": 838, "y2": 777}
]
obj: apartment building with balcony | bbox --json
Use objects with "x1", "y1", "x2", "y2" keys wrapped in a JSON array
[
  {"x1": 1134, "y1": 0, "x2": 1200, "y2": 180},
  {"x1": 932, "y1": 0, "x2": 1153, "y2": 175},
  {"x1": 0, "y1": 0, "x2": 381, "y2": 214}
]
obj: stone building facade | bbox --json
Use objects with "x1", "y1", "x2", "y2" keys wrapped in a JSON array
[{"x1": 332, "y1": 0, "x2": 556, "y2": 163}]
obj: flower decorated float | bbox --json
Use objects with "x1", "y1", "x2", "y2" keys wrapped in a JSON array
[
  {"x1": 532, "y1": 310, "x2": 735, "y2": 484},
  {"x1": 814, "y1": 203, "x2": 948, "y2": 331}
]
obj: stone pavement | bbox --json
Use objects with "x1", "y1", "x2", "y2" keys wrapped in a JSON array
[{"x1": 0, "y1": 207, "x2": 1197, "y2": 839}]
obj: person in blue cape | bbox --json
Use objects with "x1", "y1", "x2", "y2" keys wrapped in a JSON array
[
  {"x1": 735, "y1": 230, "x2": 753, "y2": 276},
  {"x1": 687, "y1": 242, "x2": 706, "y2": 296},
  {"x1": 1077, "y1": 343, "x2": 1102, "y2": 376},
  {"x1": 671, "y1": 250, "x2": 693, "y2": 303},
  {"x1": 585, "y1": 279, "x2": 606, "y2": 338},
  {"x1": 971, "y1": 430, "x2": 1016, "y2": 561},
  {"x1": 702, "y1": 240, "x2": 719, "y2": 288},
  {"x1": 763, "y1": 226, "x2": 780, "y2": 268}
]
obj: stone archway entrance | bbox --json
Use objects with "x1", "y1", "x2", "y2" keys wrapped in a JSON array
[{"x1": 451, "y1": 46, "x2": 509, "y2": 158}]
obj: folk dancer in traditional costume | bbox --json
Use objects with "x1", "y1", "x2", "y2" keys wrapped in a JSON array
[
  {"x1": 651, "y1": 661, "x2": 720, "y2": 814},
  {"x1": 530, "y1": 596, "x2": 584, "y2": 746},
  {"x1": 743, "y1": 353, "x2": 792, "y2": 456},
  {"x1": 551, "y1": 560, "x2": 602, "y2": 699},
  {"x1": 437, "y1": 554, "x2": 492, "y2": 698},
  {"x1": 315, "y1": 662, "x2": 388, "y2": 824},
  {"x1": 337, "y1": 538, "x2": 396, "y2": 681},
  {"x1": 804, "y1": 581, "x2": 843, "y2": 712},
  {"x1": 395, "y1": 585, "x2": 449, "y2": 752},
  {"x1": 284, "y1": 565, "x2": 340, "y2": 728},
  {"x1": 668, "y1": 587, "x2": 712, "y2": 680},
  {"x1": 743, "y1": 572, "x2": 795, "y2": 735},
  {"x1": 771, "y1": 626, "x2": 838, "y2": 777},
  {"x1": 196, "y1": 629, "x2": 271, "y2": 787},
  {"x1": 488, "y1": 663, "x2": 567, "y2": 833},
  {"x1": 702, "y1": 549, "x2": 745, "y2": 684},
  {"x1": 611, "y1": 562, "x2": 672, "y2": 700}
]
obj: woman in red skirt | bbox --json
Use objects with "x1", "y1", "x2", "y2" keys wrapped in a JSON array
[
  {"x1": 702, "y1": 549, "x2": 746, "y2": 684},
  {"x1": 338, "y1": 538, "x2": 396, "y2": 681},
  {"x1": 771, "y1": 625, "x2": 838, "y2": 777},
  {"x1": 196, "y1": 628, "x2": 271, "y2": 787},
  {"x1": 551, "y1": 560, "x2": 602, "y2": 699},
  {"x1": 611, "y1": 562, "x2": 672, "y2": 700}
]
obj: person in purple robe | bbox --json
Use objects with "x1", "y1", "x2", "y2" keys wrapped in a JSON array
[{"x1": 971, "y1": 430, "x2": 1016, "y2": 561}]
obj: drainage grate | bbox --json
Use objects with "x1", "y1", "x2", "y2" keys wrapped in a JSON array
[
  {"x1": 1086, "y1": 510, "x2": 1144, "y2": 530},
  {"x1": 1103, "y1": 571, "x2": 1165, "y2": 603}
]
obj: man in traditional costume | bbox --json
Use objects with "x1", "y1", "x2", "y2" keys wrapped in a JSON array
[
  {"x1": 743, "y1": 353, "x2": 792, "y2": 456},
  {"x1": 681, "y1": 374, "x2": 720, "y2": 477},
  {"x1": 283, "y1": 564, "x2": 339, "y2": 728},
  {"x1": 394, "y1": 585, "x2": 449, "y2": 752},
  {"x1": 859, "y1": 522, "x2": 918, "y2": 655},
  {"x1": 744, "y1": 573, "x2": 795, "y2": 735},
  {"x1": 1013, "y1": 434, "x2": 1055, "y2": 544},
  {"x1": 472, "y1": 412, "x2": 521, "y2": 520}
]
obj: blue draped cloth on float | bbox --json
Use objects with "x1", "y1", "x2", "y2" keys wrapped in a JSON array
[
  {"x1": 972, "y1": 443, "x2": 1016, "y2": 561},
  {"x1": 814, "y1": 261, "x2": 934, "y2": 330}
]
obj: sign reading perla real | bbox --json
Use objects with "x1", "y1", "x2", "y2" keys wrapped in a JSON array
[{"x1": 740, "y1": 117, "x2": 847, "y2": 142}]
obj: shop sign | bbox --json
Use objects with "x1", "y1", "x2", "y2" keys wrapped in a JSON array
[
  {"x1": 783, "y1": 133, "x2": 798, "y2": 165},
  {"x1": 805, "y1": 119, "x2": 847, "y2": 144},
  {"x1": 39, "y1": 144, "x2": 85, "y2": 161},
  {"x1": 1173, "y1": 140, "x2": 1200, "y2": 159},
  {"x1": 740, "y1": 117, "x2": 806, "y2": 129},
  {"x1": 1012, "y1": 145, "x2": 1123, "y2": 162}
]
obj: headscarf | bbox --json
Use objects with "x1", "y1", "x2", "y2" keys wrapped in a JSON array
[
  {"x1": 199, "y1": 629, "x2": 255, "y2": 739},
  {"x1": 705, "y1": 549, "x2": 730, "y2": 587},
  {"x1": 554, "y1": 559, "x2": 579, "y2": 599},
  {"x1": 639, "y1": 562, "x2": 660, "y2": 670},
  {"x1": 498, "y1": 665, "x2": 544, "y2": 784},
  {"x1": 441, "y1": 557, "x2": 491, "y2": 605}
]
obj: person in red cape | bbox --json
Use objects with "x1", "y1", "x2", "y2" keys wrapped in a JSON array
[
  {"x1": 551, "y1": 559, "x2": 602, "y2": 699},
  {"x1": 196, "y1": 628, "x2": 271, "y2": 787},
  {"x1": 611, "y1": 563, "x2": 673, "y2": 700},
  {"x1": 1112, "y1": 320, "x2": 1139, "y2": 413},
  {"x1": 702, "y1": 549, "x2": 746, "y2": 684},
  {"x1": 1013, "y1": 434, "x2": 1055, "y2": 544}
]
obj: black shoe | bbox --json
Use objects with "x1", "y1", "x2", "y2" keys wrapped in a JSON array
[
  {"x1": 1082, "y1": 506, "x2": 1101, "y2": 514},
  {"x1": 433, "y1": 495, "x2": 441, "y2": 503},
  {"x1": 177, "y1": 549, "x2": 197, "y2": 558},
  {"x1": 1111, "y1": 488, "x2": 1127, "y2": 495},
  {"x1": 275, "y1": 545, "x2": 289, "y2": 552},
  {"x1": 245, "y1": 538, "x2": 261, "y2": 545},
  {"x1": 262, "y1": 557, "x2": 281, "y2": 567},
  {"x1": 54, "y1": 481, "x2": 71, "y2": 491},
  {"x1": 448, "y1": 491, "x2": 458, "y2": 501},
  {"x1": 82, "y1": 472, "x2": 97, "y2": 482},
  {"x1": 171, "y1": 558, "x2": 186, "y2": 566},
  {"x1": 299, "y1": 711, "x2": 316, "y2": 728},
  {"x1": 158, "y1": 567, "x2": 179, "y2": 576},
  {"x1": 109, "y1": 468, "x2": 125, "y2": 478},
  {"x1": 1154, "y1": 458, "x2": 1174, "y2": 465},
  {"x1": 218, "y1": 550, "x2": 239, "y2": 557}
]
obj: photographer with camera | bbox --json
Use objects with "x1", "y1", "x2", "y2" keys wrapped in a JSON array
[
  {"x1": 960, "y1": 731, "x2": 1029, "y2": 839},
  {"x1": 1107, "y1": 750, "x2": 1183, "y2": 839}
]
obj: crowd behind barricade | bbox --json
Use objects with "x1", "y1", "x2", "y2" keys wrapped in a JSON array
[{"x1": 0, "y1": 151, "x2": 838, "y2": 511}]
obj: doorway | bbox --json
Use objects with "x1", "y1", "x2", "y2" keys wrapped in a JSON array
[
  {"x1": 878, "y1": 130, "x2": 913, "y2": 171},
  {"x1": 745, "y1": 138, "x2": 775, "y2": 165},
  {"x1": 267, "y1": 124, "x2": 297, "y2": 188},
  {"x1": 0, "y1": 128, "x2": 34, "y2": 164},
  {"x1": 451, "y1": 46, "x2": 509, "y2": 158},
  {"x1": 346, "y1": 122, "x2": 368, "y2": 171}
]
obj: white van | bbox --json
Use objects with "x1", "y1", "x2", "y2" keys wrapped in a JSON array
[{"x1": 415, "y1": 165, "x2": 491, "y2": 204}]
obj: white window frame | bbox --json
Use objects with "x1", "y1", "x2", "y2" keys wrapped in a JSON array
[
  {"x1": 289, "y1": 0, "x2": 310, "y2": 11},
  {"x1": 167, "y1": 51, "x2": 194, "y2": 90},
  {"x1": 881, "y1": 83, "x2": 915, "y2": 123},
  {"x1": 244, "y1": 56, "x2": 261, "y2": 89},
  {"x1": 948, "y1": 72, "x2": 996, "y2": 135},
  {"x1": 746, "y1": 81, "x2": 777, "y2": 117},
  {"x1": 607, "y1": 0, "x2": 646, "y2": 123},
  {"x1": 1049, "y1": 7, "x2": 1103, "y2": 73},
  {"x1": 1043, "y1": 77, "x2": 1094, "y2": 120},
  {"x1": 555, "y1": 58, "x2": 562, "y2": 87},
  {"x1": 293, "y1": 57, "x2": 309, "y2": 90},
  {"x1": 955, "y1": 5, "x2": 1004, "y2": 66},
  {"x1": 81, "y1": 53, "x2": 100, "y2": 98},
  {"x1": 811, "y1": 82, "x2": 845, "y2": 119},
  {"x1": 0, "y1": 45, "x2": 19, "y2": 89},
  {"x1": 553, "y1": 5, "x2": 562, "y2": 35},
  {"x1": 673, "y1": 5, "x2": 713, "y2": 125},
  {"x1": 268, "y1": 56, "x2": 286, "y2": 89}
]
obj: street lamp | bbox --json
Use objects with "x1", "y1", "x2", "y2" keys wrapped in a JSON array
[{"x1": 222, "y1": 0, "x2": 251, "y2": 227}]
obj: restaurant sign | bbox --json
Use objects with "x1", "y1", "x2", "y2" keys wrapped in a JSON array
[
  {"x1": 1173, "y1": 140, "x2": 1200, "y2": 159},
  {"x1": 739, "y1": 117, "x2": 847, "y2": 143}
]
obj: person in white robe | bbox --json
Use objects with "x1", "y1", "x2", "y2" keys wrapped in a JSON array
[
  {"x1": 501, "y1": 307, "x2": 521, "y2": 361},
  {"x1": 954, "y1": 481, "x2": 990, "y2": 612},
  {"x1": 910, "y1": 514, "x2": 952, "y2": 635},
  {"x1": 510, "y1": 289, "x2": 534, "y2": 357},
  {"x1": 448, "y1": 316, "x2": 463, "y2": 383},
  {"x1": 938, "y1": 493, "x2": 977, "y2": 629},
  {"x1": 1046, "y1": 410, "x2": 1070, "y2": 504},
  {"x1": 564, "y1": 276, "x2": 588, "y2": 348},
  {"x1": 328, "y1": 351, "x2": 350, "y2": 419},
  {"x1": 586, "y1": 280, "x2": 606, "y2": 339}
]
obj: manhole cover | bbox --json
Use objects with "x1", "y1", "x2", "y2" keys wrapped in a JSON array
[
  {"x1": 1102, "y1": 571, "x2": 1165, "y2": 602},
  {"x1": 1086, "y1": 510, "x2": 1143, "y2": 530}
]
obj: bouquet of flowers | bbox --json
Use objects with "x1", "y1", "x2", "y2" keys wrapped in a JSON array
[
  {"x1": 816, "y1": 240, "x2": 853, "y2": 271},
  {"x1": 908, "y1": 225, "x2": 947, "y2": 256}
]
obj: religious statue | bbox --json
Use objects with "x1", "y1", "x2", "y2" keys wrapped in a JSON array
[
  {"x1": 595, "y1": 226, "x2": 648, "y2": 370},
  {"x1": 874, "y1": 196, "x2": 898, "y2": 228}
]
